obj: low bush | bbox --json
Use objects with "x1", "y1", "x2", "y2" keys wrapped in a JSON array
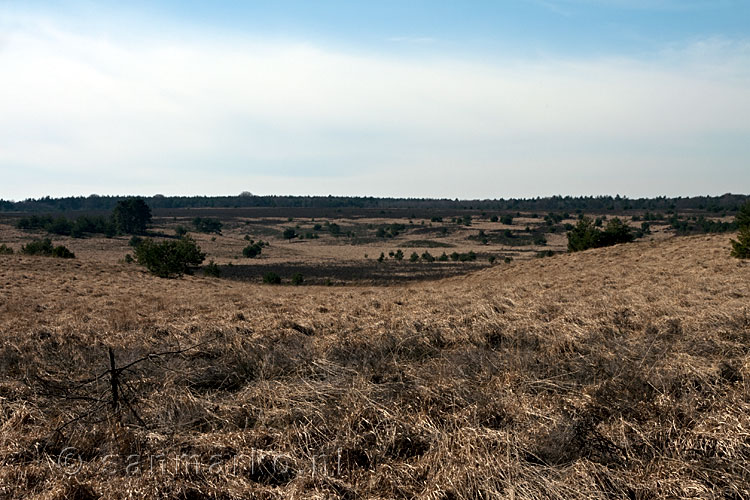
[
  {"x1": 192, "y1": 217, "x2": 223, "y2": 234},
  {"x1": 0, "y1": 244, "x2": 13, "y2": 255},
  {"x1": 731, "y1": 227, "x2": 750, "y2": 259},
  {"x1": 263, "y1": 272, "x2": 282, "y2": 284},
  {"x1": 421, "y1": 251, "x2": 435, "y2": 262},
  {"x1": 291, "y1": 273, "x2": 304, "y2": 286},
  {"x1": 203, "y1": 260, "x2": 222, "y2": 277},
  {"x1": 282, "y1": 228, "x2": 298, "y2": 240},
  {"x1": 21, "y1": 238, "x2": 75, "y2": 258},
  {"x1": 567, "y1": 217, "x2": 634, "y2": 252},
  {"x1": 409, "y1": 252, "x2": 419, "y2": 262},
  {"x1": 243, "y1": 242, "x2": 263, "y2": 258},
  {"x1": 134, "y1": 236, "x2": 205, "y2": 278}
]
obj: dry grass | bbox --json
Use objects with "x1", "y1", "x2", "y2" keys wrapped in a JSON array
[{"x1": 1, "y1": 233, "x2": 749, "y2": 499}]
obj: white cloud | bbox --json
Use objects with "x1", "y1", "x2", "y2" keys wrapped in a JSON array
[{"x1": 0, "y1": 15, "x2": 748, "y2": 199}]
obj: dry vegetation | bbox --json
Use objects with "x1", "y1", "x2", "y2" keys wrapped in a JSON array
[{"x1": 1, "y1": 232, "x2": 749, "y2": 499}]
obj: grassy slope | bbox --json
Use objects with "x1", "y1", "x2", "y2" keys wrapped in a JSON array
[{"x1": 1, "y1": 234, "x2": 749, "y2": 499}]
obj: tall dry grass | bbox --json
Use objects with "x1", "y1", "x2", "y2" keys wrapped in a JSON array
[{"x1": 0, "y1": 234, "x2": 749, "y2": 499}]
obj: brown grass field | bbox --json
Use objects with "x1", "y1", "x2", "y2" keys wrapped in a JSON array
[{"x1": 1, "y1": 229, "x2": 749, "y2": 498}]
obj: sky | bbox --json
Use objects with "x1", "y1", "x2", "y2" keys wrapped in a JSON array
[{"x1": 1, "y1": 0, "x2": 749, "y2": 200}]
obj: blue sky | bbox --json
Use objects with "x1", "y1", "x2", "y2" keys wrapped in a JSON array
[{"x1": 1, "y1": 0, "x2": 748, "y2": 199}]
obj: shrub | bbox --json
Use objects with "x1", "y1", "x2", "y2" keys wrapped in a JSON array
[
  {"x1": 736, "y1": 200, "x2": 750, "y2": 229},
  {"x1": 263, "y1": 272, "x2": 282, "y2": 284},
  {"x1": 134, "y1": 236, "x2": 206, "y2": 278},
  {"x1": 730, "y1": 226, "x2": 750, "y2": 259},
  {"x1": 378, "y1": 252, "x2": 385, "y2": 262},
  {"x1": 242, "y1": 242, "x2": 263, "y2": 258},
  {"x1": 124, "y1": 253, "x2": 134, "y2": 263},
  {"x1": 175, "y1": 225, "x2": 188, "y2": 237},
  {"x1": 490, "y1": 215, "x2": 498, "y2": 222},
  {"x1": 51, "y1": 245, "x2": 75, "y2": 259},
  {"x1": 438, "y1": 252, "x2": 449, "y2": 262},
  {"x1": 500, "y1": 215, "x2": 513, "y2": 225},
  {"x1": 21, "y1": 238, "x2": 74, "y2": 258},
  {"x1": 409, "y1": 252, "x2": 419, "y2": 262},
  {"x1": 128, "y1": 235, "x2": 143, "y2": 248},
  {"x1": 394, "y1": 249, "x2": 404, "y2": 261},
  {"x1": 291, "y1": 273, "x2": 304, "y2": 286},
  {"x1": 21, "y1": 238, "x2": 54, "y2": 255},
  {"x1": 504, "y1": 256, "x2": 512, "y2": 263},
  {"x1": 458, "y1": 251, "x2": 477, "y2": 262},
  {"x1": 0, "y1": 244, "x2": 13, "y2": 255},
  {"x1": 421, "y1": 251, "x2": 435, "y2": 262},
  {"x1": 113, "y1": 198, "x2": 152, "y2": 234},
  {"x1": 203, "y1": 260, "x2": 222, "y2": 277},
  {"x1": 599, "y1": 218, "x2": 634, "y2": 246},
  {"x1": 282, "y1": 228, "x2": 298, "y2": 240},
  {"x1": 567, "y1": 217, "x2": 601, "y2": 252},
  {"x1": 488, "y1": 255, "x2": 496, "y2": 264},
  {"x1": 192, "y1": 217, "x2": 223, "y2": 234}
]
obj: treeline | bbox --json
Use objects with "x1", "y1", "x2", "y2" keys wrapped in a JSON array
[{"x1": 1, "y1": 193, "x2": 747, "y2": 213}]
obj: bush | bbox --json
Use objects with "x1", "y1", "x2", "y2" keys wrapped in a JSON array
[
  {"x1": 203, "y1": 260, "x2": 222, "y2": 277},
  {"x1": 599, "y1": 218, "x2": 635, "y2": 247},
  {"x1": 175, "y1": 225, "x2": 188, "y2": 237},
  {"x1": 242, "y1": 242, "x2": 263, "y2": 258},
  {"x1": 51, "y1": 245, "x2": 75, "y2": 259},
  {"x1": 409, "y1": 252, "x2": 419, "y2": 262},
  {"x1": 291, "y1": 272, "x2": 304, "y2": 286},
  {"x1": 263, "y1": 272, "x2": 282, "y2": 284},
  {"x1": 0, "y1": 244, "x2": 13, "y2": 255},
  {"x1": 736, "y1": 200, "x2": 750, "y2": 229},
  {"x1": 731, "y1": 226, "x2": 750, "y2": 259},
  {"x1": 21, "y1": 238, "x2": 54, "y2": 255},
  {"x1": 113, "y1": 198, "x2": 152, "y2": 234},
  {"x1": 192, "y1": 217, "x2": 223, "y2": 234},
  {"x1": 568, "y1": 217, "x2": 634, "y2": 252},
  {"x1": 282, "y1": 228, "x2": 298, "y2": 240},
  {"x1": 129, "y1": 235, "x2": 143, "y2": 248},
  {"x1": 567, "y1": 217, "x2": 601, "y2": 252},
  {"x1": 21, "y1": 238, "x2": 74, "y2": 258},
  {"x1": 134, "y1": 236, "x2": 205, "y2": 278},
  {"x1": 394, "y1": 249, "x2": 404, "y2": 261},
  {"x1": 500, "y1": 215, "x2": 513, "y2": 225},
  {"x1": 421, "y1": 251, "x2": 435, "y2": 262}
]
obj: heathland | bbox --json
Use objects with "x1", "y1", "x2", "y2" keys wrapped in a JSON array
[{"x1": 1, "y1": 200, "x2": 749, "y2": 499}]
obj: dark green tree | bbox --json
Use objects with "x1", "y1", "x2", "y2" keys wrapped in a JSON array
[
  {"x1": 133, "y1": 236, "x2": 205, "y2": 278},
  {"x1": 112, "y1": 198, "x2": 152, "y2": 234},
  {"x1": 736, "y1": 200, "x2": 750, "y2": 229},
  {"x1": 567, "y1": 217, "x2": 600, "y2": 252}
]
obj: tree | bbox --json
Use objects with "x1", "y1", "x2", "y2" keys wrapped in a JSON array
[
  {"x1": 737, "y1": 200, "x2": 750, "y2": 229},
  {"x1": 567, "y1": 217, "x2": 600, "y2": 252},
  {"x1": 731, "y1": 226, "x2": 750, "y2": 259},
  {"x1": 133, "y1": 236, "x2": 205, "y2": 278},
  {"x1": 598, "y1": 218, "x2": 634, "y2": 247},
  {"x1": 112, "y1": 198, "x2": 151, "y2": 235}
]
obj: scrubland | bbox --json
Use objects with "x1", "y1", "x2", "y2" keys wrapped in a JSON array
[{"x1": 1, "y1": 233, "x2": 749, "y2": 499}]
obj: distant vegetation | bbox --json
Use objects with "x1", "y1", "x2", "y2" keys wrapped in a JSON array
[
  {"x1": 133, "y1": 236, "x2": 205, "y2": 278},
  {"x1": 20, "y1": 238, "x2": 75, "y2": 258},
  {"x1": 567, "y1": 217, "x2": 634, "y2": 252},
  {"x1": 3, "y1": 193, "x2": 747, "y2": 214},
  {"x1": 731, "y1": 201, "x2": 750, "y2": 259},
  {"x1": 192, "y1": 217, "x2": 223, "y2": 234}
]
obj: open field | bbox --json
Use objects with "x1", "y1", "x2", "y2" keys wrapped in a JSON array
[{"x1": 1, "y1": 226, "x2": 749, "y2": 498}]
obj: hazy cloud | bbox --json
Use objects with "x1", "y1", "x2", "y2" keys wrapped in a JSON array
[{"x1": 0, "y1": 15, "x2": 748, "y2": 199}]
